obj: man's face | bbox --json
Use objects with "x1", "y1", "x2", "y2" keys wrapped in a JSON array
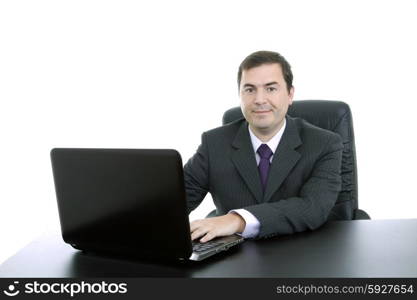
[{"x1": 240, "y1": 63, "x2": 294, "y2": 136}]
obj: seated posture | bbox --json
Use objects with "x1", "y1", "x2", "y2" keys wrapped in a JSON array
[{"x1": 185, "y1": 51, "x2": 343, "y2": 242}]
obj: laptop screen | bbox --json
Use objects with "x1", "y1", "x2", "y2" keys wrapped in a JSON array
[{"x1": 51, "y1": 148, "x2": 192, "y2": 259}]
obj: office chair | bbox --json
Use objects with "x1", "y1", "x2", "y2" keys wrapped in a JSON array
[{"x1": 207, "y1": 100, "x2": 370, "y2": 221}]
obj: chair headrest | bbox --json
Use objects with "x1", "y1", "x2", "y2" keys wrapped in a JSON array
[{"x1": 223, "y1": 100, "x2": 352, "y2": 134}]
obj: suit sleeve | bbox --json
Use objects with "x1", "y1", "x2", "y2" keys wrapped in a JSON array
[
  {"x1": 244, "y1": 133, "x2": 344, "y2": 238},
  {"x1": 183, "y1": 132, "x2": 210, "y2": 214}
]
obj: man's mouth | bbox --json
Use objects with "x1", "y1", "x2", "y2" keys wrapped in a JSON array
[{"x1": 253, "y1": 110, "x2": 272, "y2": 114}]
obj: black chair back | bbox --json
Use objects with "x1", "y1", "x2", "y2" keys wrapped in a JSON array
[{"x1": 222, "y1": 100, "x2": 369, "y2": 220}]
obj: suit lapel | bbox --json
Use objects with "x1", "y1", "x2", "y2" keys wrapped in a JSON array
[
  {"x1": 264, "y1": 116, "x2": 302, "y2": 202},
  {"x1": 231, "y1": 121, "x2": 263, "y2": 203}
]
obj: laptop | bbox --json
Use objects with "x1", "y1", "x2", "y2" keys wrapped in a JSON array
[{"x1": 50, "y1": 148, "x2": 244, "y2": 261}]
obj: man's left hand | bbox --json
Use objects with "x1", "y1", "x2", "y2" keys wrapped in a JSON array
[{"x1": 190, "y1": 213, "x2": 246, "y2": 243}]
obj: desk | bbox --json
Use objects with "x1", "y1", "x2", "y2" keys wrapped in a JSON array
[{"x1": 1, "y1": 219, "x2": 416, "y2": 277}]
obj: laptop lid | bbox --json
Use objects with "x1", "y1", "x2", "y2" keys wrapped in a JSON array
[{"x1": 51, "y1": 148, "x2": 193, "y2": 260}]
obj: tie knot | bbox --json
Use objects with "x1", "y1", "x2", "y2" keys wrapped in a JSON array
[{"x1": 257, "y1": 144, "x2": 273, "y2": 159}]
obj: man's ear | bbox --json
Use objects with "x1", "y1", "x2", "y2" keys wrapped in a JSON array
[{"x1": 288, "y1": 86, "x2": 295, "y2": 105}]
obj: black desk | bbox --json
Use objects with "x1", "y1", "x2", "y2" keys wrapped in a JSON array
[{"x1": 1, "y1": 219, "x2": 416, "y2": 277}]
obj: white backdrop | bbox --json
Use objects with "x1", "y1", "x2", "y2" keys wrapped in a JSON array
[{"x1": 1, "y1": 0, "x2": 416, "y2": 264}]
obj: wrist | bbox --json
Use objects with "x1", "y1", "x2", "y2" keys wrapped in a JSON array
[{"x1": 228, "y1": 212, "x2": 246, "y2": 233}]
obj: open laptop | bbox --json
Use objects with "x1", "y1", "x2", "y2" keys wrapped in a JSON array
[{"x1": 50, "y1": 148, "x2": 244, "y2": 261}]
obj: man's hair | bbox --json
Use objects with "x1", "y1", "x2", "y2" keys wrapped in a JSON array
[{"x1": 237, "y1": 50, "x2": 293, "y2": 93}]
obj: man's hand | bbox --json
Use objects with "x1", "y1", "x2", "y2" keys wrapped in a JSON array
[{"x1": 190, "y1": 213, "x2": 246, "y2": 243}]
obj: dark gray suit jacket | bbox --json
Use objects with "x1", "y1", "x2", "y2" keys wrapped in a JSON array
[{"x1": 184, "y1": 115, "x2": 343, "y2": 239}]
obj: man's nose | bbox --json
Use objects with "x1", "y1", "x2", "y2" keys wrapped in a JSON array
[{"x1": 254, "y1": 90, "x2": 267, "y2": 104}]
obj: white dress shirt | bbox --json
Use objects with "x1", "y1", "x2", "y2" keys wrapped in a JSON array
[{"x1": 230, "y1": 119, "x2": 287, "y2": 238}]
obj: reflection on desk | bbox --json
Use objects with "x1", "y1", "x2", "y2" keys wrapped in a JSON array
[{"x1": 1, "y1": 219, "x2": 416, "y2": 277}]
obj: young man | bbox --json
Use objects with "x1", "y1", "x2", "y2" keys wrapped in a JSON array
[{"x1": 185, "y1": 51, "x2": 343, "y2": 242}]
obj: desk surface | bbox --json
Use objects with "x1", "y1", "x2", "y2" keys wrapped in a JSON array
[{"x1": 1, "y1": 219, "x2": 416, "y2": 278}]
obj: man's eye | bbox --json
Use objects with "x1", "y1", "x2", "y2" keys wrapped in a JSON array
[
  {"x1": 244, "y1": 88, "x2": 254, "y2": 93},
  {"x1": 266, "y1": 87, "x2": 277, "y2": 92}
]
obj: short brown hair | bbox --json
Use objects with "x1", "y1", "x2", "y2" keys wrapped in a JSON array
[{"x1": 237, "y1": 50, "x2": 293, "y2": 93}]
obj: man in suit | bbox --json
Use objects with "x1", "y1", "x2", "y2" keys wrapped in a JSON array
[{"x1": 185, "y1": 51, "x2": 343, "y2": 243}]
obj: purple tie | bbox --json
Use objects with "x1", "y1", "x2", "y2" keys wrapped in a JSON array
[{"x1": 257, "y1": 144, "x2": 273, "y2": 192}]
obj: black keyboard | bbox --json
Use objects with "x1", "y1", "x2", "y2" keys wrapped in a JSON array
[{"x1": 192, "y1": 240, "x2": 224, "y2": 253}]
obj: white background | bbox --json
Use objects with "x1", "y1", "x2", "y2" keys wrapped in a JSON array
[{"x1": 1, "y1": 0, "x2": 416, "y2": 265}]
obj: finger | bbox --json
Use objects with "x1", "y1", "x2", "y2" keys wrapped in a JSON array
[
  {"x1": 191, "y1": 228, "x2": 207, "y2": 241},
  {"x1": 190, "y1": 219, "x2": 202, "y2": 232},
  {"x1": 200, "y1": 231, "x2": 216, "y2": 243}
]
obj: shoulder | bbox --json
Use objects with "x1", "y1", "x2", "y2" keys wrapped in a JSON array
[
  {"x1": 288, "y1": 115, "x2": 343, "y2": 149},
  {"x1": 203, "y1": 118, "x2": 246, "y2": 140}
]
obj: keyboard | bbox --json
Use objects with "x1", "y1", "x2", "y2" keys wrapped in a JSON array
[
  {"x1": 189, "y1": 235, "x2": 244, "y2": 261},
  {"x1": 192, "y1": 240, "x2": 224, "y2": 253}
]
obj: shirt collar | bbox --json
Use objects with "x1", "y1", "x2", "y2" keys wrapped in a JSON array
[{"x1": 248, "y1": 118, "x2": 286, "y2": 155}]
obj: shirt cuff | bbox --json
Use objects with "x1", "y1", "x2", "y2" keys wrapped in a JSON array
[{"x1": 229, "y1": 209, "x2": 260, "y2": 238}]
